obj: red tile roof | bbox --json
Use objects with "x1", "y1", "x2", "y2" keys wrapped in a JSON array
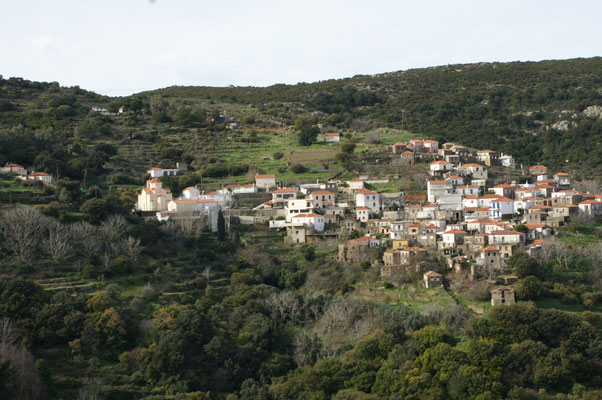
[
  {"x1": 256, "y1": 174, "x2": 276, "y2": 179},
  {"x1": 358, "y1": 188, "x2": 378, "y2": 195}
]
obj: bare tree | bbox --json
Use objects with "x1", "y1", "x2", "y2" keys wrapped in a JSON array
[
  {"x1": 44, "y1": 220, "x2": 72, "y2": 263},
  {"x1": 0, "y1": 318, "x2": 43, "y2": 399},
  {"x1": 121, "y1": 236, "x2": 142, "y2": 265},
  {"x1": 70, "y1": 221, "x2": 101, "y2": 256},
  {"x1": 265, "y1": 291, "x2": 301, "y2": 325},
  {"x1": 0, "y1": 207, "x2": 49, "y2": 263},
  {"x1": 99, "y1": 214, "x2": 127, "y2": 243}
]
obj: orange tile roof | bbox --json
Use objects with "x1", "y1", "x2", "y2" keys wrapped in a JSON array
[
  {"x1": 359, "y1": 188, "x2": 378, "y2": 195},
  {"x1": 256, "y1": 174, "x2": 276, "y2": 179},
  {"x1": 483, "y1": 246, "x2": 500, "y2": 251},
  {"x1": 443, "y1": 229, "x2": 467, "y2": 234}
]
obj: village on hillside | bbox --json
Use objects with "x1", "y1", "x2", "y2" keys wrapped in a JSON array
[{"x1": 131, "y1": 138, "x2": 602, "y2": 306}]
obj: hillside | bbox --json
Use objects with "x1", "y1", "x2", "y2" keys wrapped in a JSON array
[{"x1": 142, "y1": 57, "x2": 602, "y2": 178}]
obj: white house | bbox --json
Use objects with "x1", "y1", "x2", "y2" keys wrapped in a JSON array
[
  {"x1": 429, "y1": 161, "x2": 452, "y2": 176},
  {"x1": 223, "y1": 184, "x2": 258, "y2": 194},
  {"x1": 490, "y1": 197, "x2": 515, "y2": 219},
  {"x1": 202, "y1": 191, "x2": 231, "y2": 206},
  {"x1": 147, "y1": 167, "x2": 179, "y2": 178},
  {"x1": 445, "y1": 175, "x2": 465, "y2": 186},
  {"x1": 579, "y1": 200, "x2": 602, "y2": 218},
  {"x1": 255, "y1": 174, "x2": 277, "y2": 189},
  {"x1": 181, "y1": 186, "x2": 201, "y2": 200},
  {"x1": 26, "y1": 171, "x2": 53, "y2": 184},
  {"x1": 356, "y1": 188, "x2": 381, "y2": 213},
  {"x1": 427, "y1": 180, "x2": 453, "y2": 203},
  {"x1": 499, "y1": 155, "x2": 516, "y2": 169},
  {"x1": 285, "y1": 199, "x2": 315, "y2": 222},
  {"x1": 489, "y1": 230, "x2": 523, "y2": 245},
  {"x1": 441, "y1": 229, "x2": 467, "y2": 246},
  {"x1": 356, "y1": 206, "x2": 371, "y2": 222},
  {"x1": 324, "y1": 132, "x2": 340, "y2": 142},
  {"x1": 0, "y1": 162, "x2": 27, "y2": 176},
  {"x1": 455, "y1": 185, "x2": 479, "y2": 196},
  {"x1": 162, "y1": 199, "x2": 220, "y2": 231},
  {"x1": 291, "y1": 213, "x2": 325, "y2": 232}
]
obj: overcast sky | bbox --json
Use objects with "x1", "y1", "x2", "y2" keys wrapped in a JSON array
[{"x1": 1, "y1": 0, "x2": 600, "y2": 96}]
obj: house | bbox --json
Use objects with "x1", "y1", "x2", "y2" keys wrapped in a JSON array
[
  {"x1": 285, "y1": 199, "x2": 315, "y2": 222},
  {"x1": 424, "y1": 271, "x2": 443, "y2": 288},
  {"x1": 161, "y1": 199, "x2": 220, "y2": 231},
  {"x1": 26, "y1": 171, "x2": 53, "y2": 184},
  {"x1": 441, "y1": 229, "x2": 467, "y2": 247},
  {"x1": 482, "y1": 246, "x2": 502, "y2": 269},
  {"x1": 529, "y1": 165, "x2": 548, "y2": 177},
  {"x1": 427, "y1": 180, "x2": 453, "y2": 203},
  {"x1": 423, "y1": 140, "x2": 439, "y2": 153},
  {"x1": 459, "y1": 163, "x2": 487, "y2": 179},
  {"x1": 578, "y1": 200, "x2": 602, "y2": 219},
  {"x1": 0, "y1": 162, "x2": 26, "y2": 175},
  {"x1": 181, "y1": 186, "x2": 201, "y2": 200},
  {"x1": 429, "y1": 161, "x2": 453, "y2": 176},
  {"x1": 356, "y1": 206, "x2": 372, "y2": 222},
  {"x1": 272, "y1": 188, "x2": 297, "y2": 208},
  {"x1": 391, "y1": 142, "x2": 407, "y2": 154},
  {"x1": 255, "y1": 174, "x2": 277, "y2": 189},
  {"x1": 137, "y1": 178, "x2": 173, "y2": 211},
  {"x1": 324, "y1": 132, "x2": 340, "y2": 142},
  {"x1": 455, "y1": 185, "x2": 480, "y2": 197},
  {"x1": 309, "y1": 190, "x2": 335, "y2": 209},
  {"x1": 499, "y1": 154, "x2": 516, "y2": 169},
  {"x1": 446, "y1": 175, "x2": 465, "y2": 186},
  {"x1": 338, "y1": 236, "x2": 380, "y2": 263},
  {"x1": 491, "y1": 287, "x2": 515, "y2": 306},
  {"x1": 490, "y1": 197, "x2": 515, "y2": 219},
  {"x1": 553, "y1": 173, "x2": 571, "y2": 187},
  {"x1": 291, "y1": 213, "x2": 325, "y2": 232},
  {"x1": 476, "y1": 150, "x2": 498, "y2": 166},
  {"x1": 489, "y1": 230, "x2": 524, "y2": 246},
  {"x1": 409, "y1": 139, "x2": 424, "y2": 150},
  {"x1": 534, "y1": 184, "x2": 556, "y2": 198},
  {"x1": 223, "y1": 184, "x2": 258, "y2": 194},
  {"x1": 147, "y1": 167, "x2": 180, "y2": 178},
  {"x1": 492, "y1": 184, "x2": 515, "y2": 199},
  {"x1": 399, "y1": 150, "x2": 415, "y2": 164},
  {"x1": 356, "y1": 188, "x2": 381, "y2": 213},
  {"x1": 524, "y1": 224, "x2": 553, "y2": 240},
  {"x1": 202, "y1": 191, "x2": 231, "y2": 206},
  {"x1": 347, "y1": 178, "x2": 365, "y2": 191}
]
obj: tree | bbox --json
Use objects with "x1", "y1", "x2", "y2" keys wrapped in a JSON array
[
  {"x1": 0, "y1": 207, "x2": 49, "y2": 263},
  {"x1": 296, "y1": 117, "x2": 318, "y2": 146},
  {"x1": 341, "y1": 143, "x2": 356, "y2": 154},
  {"x1": 217, "y1": 210, "x2": 226, "y2": 241},
  {"x1": 44, "y1": 220, "x2": 72, "y2": 263},
  {"x1": 506, "y1": 251, "x2": 543, "y2": 278},
  {"x1": 514, "y1": 276, "x2": 543, "y2": 300},
  {"x1": 514, "y1": 224, "x2": 528, "y2": 234}
]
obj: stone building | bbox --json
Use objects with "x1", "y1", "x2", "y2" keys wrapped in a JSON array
[{"x1": 491, "y1": 287, "x2": 515, "y2": 306}]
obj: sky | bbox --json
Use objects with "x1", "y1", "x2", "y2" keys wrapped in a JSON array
[{"x1": 1, "y1": 0, "x2": 601, "y2": 96}]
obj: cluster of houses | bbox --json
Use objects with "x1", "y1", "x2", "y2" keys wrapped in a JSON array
[
  {"x1": 0, "y1": 162, "x2": 53, "y2": 184},
  {"x1": 135, "y1": 141, "x2": 601, "y2": 305}
]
